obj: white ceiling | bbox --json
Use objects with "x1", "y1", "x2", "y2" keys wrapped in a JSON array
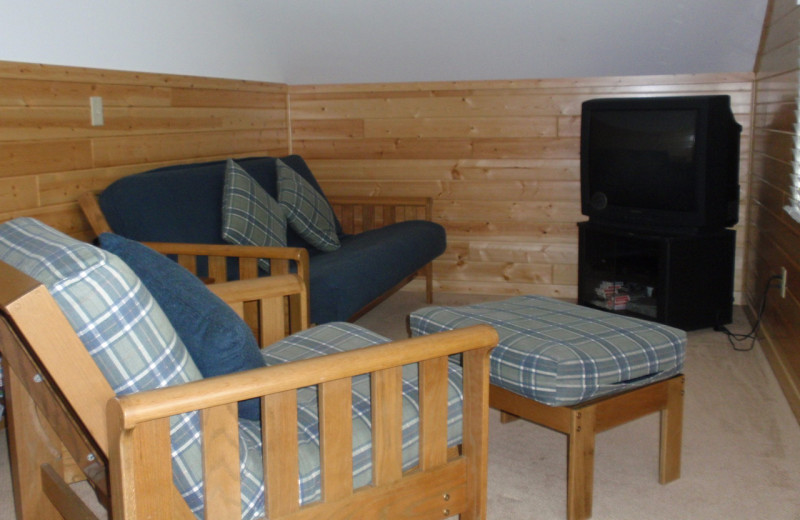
[
  {"x1": 0, "y1": 0, "x2": 769, "y2": 85},
  {"x1": 265, "y1": 0, "x2": 770, "y2": 84}
]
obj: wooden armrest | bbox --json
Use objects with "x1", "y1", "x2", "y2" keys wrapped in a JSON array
[
  {"x1": 107, "y1": 324, "x2": 496, "y2": 519},
  {"x1": 78, "y1": 190, "x2": 310, "y2": 281},
  {"x1": 207, "y1": 274, "x2": 305, "y2": 304},
  {"x1": 144, "y1": 242, "x2": 308, "y2": 263},
  {"x1": 110, "y1": 324, "x2": 497, "y2": 426},
  {"x1": 143, "y1": 242, "x2": 310, "y2": 282}
]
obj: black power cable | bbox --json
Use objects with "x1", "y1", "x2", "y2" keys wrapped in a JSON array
[{"x1": 715, "y1": 274, "x2": 783, "y2": 352}]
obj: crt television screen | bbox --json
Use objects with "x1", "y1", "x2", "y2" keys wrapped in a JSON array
[{"x1": 588, "y1": 109, "x2": 698, "y2": 212}]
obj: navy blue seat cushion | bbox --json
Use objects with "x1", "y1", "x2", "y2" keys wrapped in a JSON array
[
  {"x1": 97, "y1": 154, "x2": 447, "y2": 324},
  {"x1": 98, "y1": 155, "x2": 342, "y2": 248},
  {"x1": 307, "y1": 220, "x2": 446, "y2": 324},
  {"x1": 98, "y1": 233, "x2": 266, "y2": 421}
]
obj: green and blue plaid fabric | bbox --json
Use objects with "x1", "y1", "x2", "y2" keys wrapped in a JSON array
[
  {"x1": 221, "y1": 159, "x2": 287, "y2": 272},
  {"x1": 410, "y1": 295, "x2": 686, "y2": 407},
  {"x1": 257, "y1": 322, "x2": 465, "y2": 504},
  {"x1": 0, "y1": 218, "x2": 211, "y2": 515},
  {"x1": 0, "y1": 218, "x2": 466, "y2": 518},
  {"x1": 276, "y1": 159, "x2": 340, "y2": 252}
]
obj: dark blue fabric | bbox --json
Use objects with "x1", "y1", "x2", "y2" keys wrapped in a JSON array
[
  {"x1": 98, "y1": 233, "x2": 266, "y2": 421},
  {"x1": 97, "y1": 155, "x2": 447, "y2": 324},
  {"x1": 306, "y1": 221, "x2": 446, "y2": 324},
  {"x1": 98, "y1": 155, "x2": 342, "y2": 248}
]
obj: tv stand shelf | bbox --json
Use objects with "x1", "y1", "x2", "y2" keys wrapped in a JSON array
[{"x1": 577, "y1": 222, "x2": 735, "y2": 330}]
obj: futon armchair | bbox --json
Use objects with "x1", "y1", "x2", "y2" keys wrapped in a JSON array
[{"x1": 0, "y1": 218, "x2": 496, "y2": 520}]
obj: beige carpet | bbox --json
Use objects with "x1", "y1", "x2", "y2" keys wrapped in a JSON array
[{"x1": 2, "y1": 291, "x2": 799, "y2": 519}]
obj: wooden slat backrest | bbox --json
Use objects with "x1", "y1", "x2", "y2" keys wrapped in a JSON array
[{"x1": 329, "y1": 196, "x2": 432, "y2": 235}]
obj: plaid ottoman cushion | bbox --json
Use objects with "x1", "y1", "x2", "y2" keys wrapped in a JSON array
[{"x1": 410, "y1": 295, "x2": 686, "y2": 407}]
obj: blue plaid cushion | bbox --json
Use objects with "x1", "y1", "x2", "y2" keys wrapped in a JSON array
[
  {"x1": 0, "y1": 218, "x2": 260, "y2": 519},
  {"x1": 221, "y1": 159, "x2": 287, "y2": 272},
  {"x1": 276, "y1": 159, "x2": 340, "y2": 252},
  {"x1": 0, "y1": 219, "x2": 466, "y2": 518},
  {"x1": 255, "y1": 322, "x2": 466, "y2": 505},
  {"x1": 410, "y1": 295, "x2": 686, "y2": 407}
]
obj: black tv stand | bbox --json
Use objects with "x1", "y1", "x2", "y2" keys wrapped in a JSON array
[{"x1": 577, "y1": 221, "x2": 736, "y2": 331}]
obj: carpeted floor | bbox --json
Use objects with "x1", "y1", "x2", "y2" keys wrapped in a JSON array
[{"x1": 2, "y1": 291, "x2": 799, "y2": 519}]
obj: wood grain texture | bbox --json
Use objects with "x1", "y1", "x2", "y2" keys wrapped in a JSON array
[
  {"x1": 0, "y1": 12, "x2": 796, "y2": 507},
  {"x1": 291, "y1": 73, "x2": 752, "y2": 301},
  {"x1": 0, "y1": 59, "x2": 289, "y2": 237},
  {"x1": 749, "y1": 0, "x2": 800, "y2": 424}
]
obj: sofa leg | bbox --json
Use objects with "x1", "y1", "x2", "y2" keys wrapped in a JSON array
[{"x1": 424, "y1": 262, "x2": 434, "y2": 304}]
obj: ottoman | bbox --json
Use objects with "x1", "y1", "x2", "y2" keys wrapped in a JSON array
[{"x1": 410, "y1": 295, "x2": 687, "y2": 520}]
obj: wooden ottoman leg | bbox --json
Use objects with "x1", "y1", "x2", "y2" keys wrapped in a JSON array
[
  {"x1": 659, "y1": 375, "x2": 685, "y2": 484},
  {"x1": 499, "y1": 411, "x2": 519, "y2": 423},
  {"x1": 567, "y1": 405, "x2": 596, "y2": 520}
]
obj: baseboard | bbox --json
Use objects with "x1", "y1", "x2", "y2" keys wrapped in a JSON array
[{"x1": 747, "y1": 306, "x2": 800, "y2": 426}]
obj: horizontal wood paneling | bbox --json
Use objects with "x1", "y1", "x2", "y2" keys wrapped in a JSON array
[
  {"x1": 0, "y1": 60, "x2": 290, "y2": 239},
  {"x1": 750, "y1": 0, "x2": 800, "y2": 423},
  {"x1": 291, "y1": 73, "x2": 753, "y2": 301}
]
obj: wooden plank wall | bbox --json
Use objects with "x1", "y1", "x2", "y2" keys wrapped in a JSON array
[
  {"x1": 290, "y1": 74, "x2": 754, "y2": 301},
  {"x1": 0, "y1": 60, "x2": 290, "y2": 240},
  {"x1": 750, "y1": 0, "x2": 800, "y2": 422}
]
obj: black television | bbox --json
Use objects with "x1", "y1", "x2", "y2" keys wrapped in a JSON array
[{"x1": 580, "y1": 95, "x2": 742, "y2": 234}]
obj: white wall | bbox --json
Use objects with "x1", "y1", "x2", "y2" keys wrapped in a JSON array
[
  {"x1": 0, "y1": 0, "x2": 768, "y2": 84},
  {"x1": 0, "y1": 0, "x2": 284, "y2": 82}
]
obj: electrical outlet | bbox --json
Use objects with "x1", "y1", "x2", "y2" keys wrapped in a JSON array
[
  {"x1": 780, "y1": 266, "x2": 787, "y2": 299},
  {"x1": 90, "y1": 96, "x2": 104, "y2": 126}
]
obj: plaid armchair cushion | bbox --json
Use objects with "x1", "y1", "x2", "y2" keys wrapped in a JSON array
[
  {"x1": 0, "y1": 218, "x2": 214, "y2": 514},
  {"x1": 250, "y1": 322, "x2": 466, "y2": 505},
  {"x1": 0, "y1": 219, "x2": 468, "y2": 519}
]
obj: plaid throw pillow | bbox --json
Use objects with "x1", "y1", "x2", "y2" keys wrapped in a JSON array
[
  {"x1": 276, "y1": 159, "x2": 340, "y2": 252},
  {"x1": 221, "y1": 158, "x2": 287, "y2": 272}
]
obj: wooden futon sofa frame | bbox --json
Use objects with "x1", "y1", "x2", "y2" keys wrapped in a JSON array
[
  {"x1": 0, "y1": 253, "x2": 496, "y2": 520},
  {"x1": 79, "y1": 190, "x2": 437, "y2": 323}
]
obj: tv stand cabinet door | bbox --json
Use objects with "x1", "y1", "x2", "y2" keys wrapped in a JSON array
[
  {"x1": 577, "y1": 223, "x2": 735, "y2": 331},
  {"x1": 660, "y1": 230, "x2": 735, "y2": 330}
]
